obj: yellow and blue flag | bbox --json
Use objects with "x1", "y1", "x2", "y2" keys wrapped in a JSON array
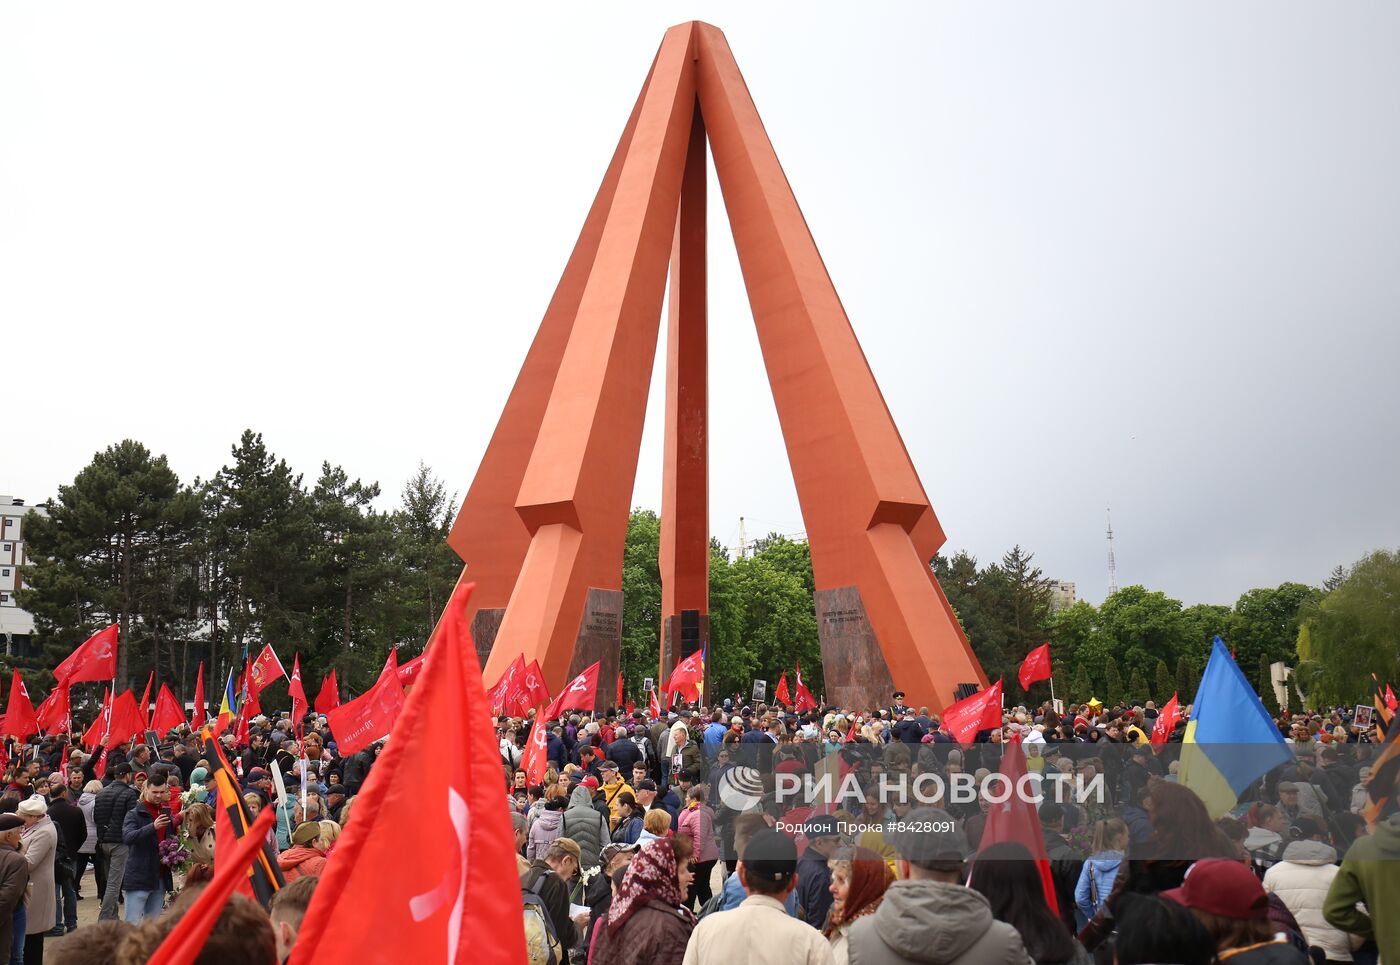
[
  {"x1": 1178, "y1": 636, "x2": 1292, "y2": 817},
  {"x1": 218, "y1": 667, "x2": 238, "y2": 723}
]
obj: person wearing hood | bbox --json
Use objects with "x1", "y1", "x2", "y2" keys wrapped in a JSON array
[
  {"x1": 846, "y1": 807, "x2": 1031, "y2": 965},
  {"x1": 1263, "y1": 819, "x2": 1356, "y2": 965},
  {"x1": 562, "y1": 780, "x2": 610, "y2": 872},
  {"x1": 1324, "y1": 810, "x2": 1400, "y2": 965},
  {"x1": 277, "y1": 821, "x2": 329, "y2": 882},
  {"x1": 528, "y1": 791, "x2": 567, "y2": 861}
]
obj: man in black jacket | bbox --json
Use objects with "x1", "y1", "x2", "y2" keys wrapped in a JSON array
[
  {"x1": 93, "y1": 763, "x2": 138, "y2": 921},
  {"x1": 48, "y1": 781, "x2": 86, "y2": 935}
]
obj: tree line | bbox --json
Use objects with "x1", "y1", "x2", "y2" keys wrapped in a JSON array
[
  {"x1": 16, "y1": 433, "x2": 460, "y2": 714},
  {"x1": 16, "y1": 435, "x2": 1396, "y2": 716}
]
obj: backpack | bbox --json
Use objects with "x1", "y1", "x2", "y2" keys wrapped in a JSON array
[
  {"x1": 696, "y1": 890, "x2": 727, "y2": 922},
  {"x1": 631, "y1": 735, "x2": 651, "y2": 767},
  {"x1": 522, "y1": 870, "x2": 564, "y2": 965}
]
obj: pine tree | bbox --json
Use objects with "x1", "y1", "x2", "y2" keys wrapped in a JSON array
[
  {"x1": 1154, "y1": 659, "x2": 1175, "y2": 704},
  {"x1": 1126, "y1": 668, "x2": 1148, "y2": 707},
  {"x1": 1104, "y1": 659, "x2": 1124, "y2": 708},
  {"x1": 1176, "y1": 655, "x2": 1195, "y2": 703},
  {"x1": 1285, "y1": 672, "x2": 1306, "y2": 713},
  {"x1": 1257, "y1": 654, "x2": 1280, "y2": 714},
  {"x1": 1070, "y1": 664, "x2": 1092, "y2": 704}
]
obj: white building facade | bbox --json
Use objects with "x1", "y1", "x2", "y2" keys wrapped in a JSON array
[{"x1": 0, "y1": 496, "x2": 46, "y2": 656}]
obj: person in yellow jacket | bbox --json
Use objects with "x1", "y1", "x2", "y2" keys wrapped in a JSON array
[{"x1": 598, "y1": 761, "x2": 635, "y2": 824}]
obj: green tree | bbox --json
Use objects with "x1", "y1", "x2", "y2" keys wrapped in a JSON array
[
  {"x1": 18, "y1": 440, "x2": 201, "y2": 690},
  {"x1": 1069, "y1": 663, "x2": 1092, "y2": 703},
  {"x1": 1232, "y1": 583, "x2": 1320, "y2": 668},
  {"x1": 1257, "y1": 654, "x2": 1279, "y2": 715},
  {"x1": 391, "y1": 463, "x2": 459, "y2": 654},
  {"x1": 1285, "y1": 673, "x2": 1306, "y2": 713},
  {"x1": 1176, "y1": 655, "x2": 1195, "y2": 703},
  {"x1": 1126, "y1": 668, "x2": 1148, "y2": 706},
  {"x1": 619, "y1": 509, "x2": 661, "y2": 696},
  {"x1": 1104, "y1": 658, "x2": 1124, "y2": 707},
  {"x1": 1296, "y1": 549, "x2": 1400, "y2": 704},
  {"x1": 1154, "y1": 659, "x2": 1174, "y2": 704}
]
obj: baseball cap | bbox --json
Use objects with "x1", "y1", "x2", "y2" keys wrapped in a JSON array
[
  {"x1": 804, "y1": 814, "x2": 839, "y2": 839},
  {"x1": 1162, "y1": 859, "x2": 1268, "y2": 919},
  {"x1": 579, "y1": 775, "x2": 600, "y2": 790},
  {"x1": 600, "y1": 842, "x2": 638, "y2": 866},
  {"x1": 886, "y1": 807, "x2": 969, "y2": 865},
  {"x1": 742, "y1": 829, "x2": 798, "y2": 887},
  {"x1": 551, "y1": 837, "x2": 583, "y2": 864}
]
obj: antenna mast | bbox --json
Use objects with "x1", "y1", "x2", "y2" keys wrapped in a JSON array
[
  {"x1": 1106, "y1": 507, "x2": 1118, "y2": 596},
  {"x1": 738, "y1": 516, "x2": 748, "y2": 560}
]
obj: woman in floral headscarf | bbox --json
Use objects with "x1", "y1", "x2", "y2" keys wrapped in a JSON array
[
  {"x1": 825, "y1": 846, "x2": 894, "y2": 965},
  {"x1": 590, "y1": 836, "x2": 695, "y2": 965}
]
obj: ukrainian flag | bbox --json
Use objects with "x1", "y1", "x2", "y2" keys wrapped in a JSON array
[
  {"x1": 218, "y1": 667, "x2": 238, "y2": 723},
  {"x1": 1178, "y1": 636, "x2": 1292, "y2": 816}
]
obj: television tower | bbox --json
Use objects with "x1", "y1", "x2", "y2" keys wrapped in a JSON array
[{"x1": 1106, "y1": 507, "x2": 1118, "y2": 596}]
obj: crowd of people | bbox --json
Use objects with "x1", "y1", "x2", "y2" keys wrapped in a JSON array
[
  {"x1": 0, "y1": 686, "x2": 1387, "y2": 964},
  {"x1": 501, "y1": 691, "x2": 1398, "y2": 965}
]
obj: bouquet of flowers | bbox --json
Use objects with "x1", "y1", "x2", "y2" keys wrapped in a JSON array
[{"x1": 158, "y1": 837, "x2": 191, "y2": 872}]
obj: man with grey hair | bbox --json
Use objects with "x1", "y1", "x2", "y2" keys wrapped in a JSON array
[
  {"x1": 846, "y1": 808, "x2": 1032, "y2": 965},
  {"x1": 510, "y1": 810, "x2": 527, "y2": 854}
]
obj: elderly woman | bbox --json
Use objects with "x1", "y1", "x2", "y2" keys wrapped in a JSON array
[
  {"x1": 826, "y1": 846, "x2": 894, "y2": 965},
  {"x1": 19, "y1": 796, "x2": 58, "y2": 964},
  {"x1": 590, "y1": 835, "x2": 695, "y2": 965}
]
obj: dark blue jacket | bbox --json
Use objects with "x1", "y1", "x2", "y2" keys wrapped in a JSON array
[
  {"x1": 122, "y1": 802, "x2": 174, "y2": 891},
  {"x1": 546, "y1": 733, "x2": 566, "y2": 769}
]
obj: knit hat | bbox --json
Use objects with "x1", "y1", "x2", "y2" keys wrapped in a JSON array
[{"x1": 190, "y1": 767, "x2": 210, "y2": 786}]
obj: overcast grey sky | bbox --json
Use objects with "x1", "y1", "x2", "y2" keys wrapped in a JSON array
[{"x1": 3, "y1": 3, "x2": 1397, "y2": 608}]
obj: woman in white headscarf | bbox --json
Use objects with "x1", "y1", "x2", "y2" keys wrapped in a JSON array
[{"x1": 19, "y1": 795, "x2": 58, "y2": 961}]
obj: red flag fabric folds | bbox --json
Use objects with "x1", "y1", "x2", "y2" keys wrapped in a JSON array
[
  {"x1": 540, "y1": 661, "x2": 601, "y2": 722},
  {"x1": 665, "y1": 651, "x2": 704, "y2": 704},
  {"x1": 1388, "y1": 684, "x2": 1398, "y2": 713},
  {"x1": 793, "y1": 664, "x2": 818, "y2": 714},
  {"x1": 648, "y1": 689, "x2": 661, "y2": 721},
  {"x1": 523, "y1": 661, "x2": 550, "y2": 709},
  {"x1": 191, "y1": 662, "x2": 207, "y2": 727},
  {"x1": 54, "y1": 624, "x2": 118, "y2": 685},
  {"x1": 35, "y1": 685, "x2": 69, "y2": 736},
  {"x1": 288, "y1": 655, "x2": 308, "y2": 730},
  {"x1": 1151, "y1": 693, "x2": 1181, "y2": 746},
  {"x1": 138, "y1": 672, "x2": 154, "y2": 730},
  {"x1": 1017, "y1": 643, "x2": 1052, "y2": 691},
  {"x1": 616, "y1": 670, "x2": 624, "y2": 706},
  {"x1": 151, "y1": 684, "x2": 186, "y2": 736},
  {"x1": 315, "y1": 669, "x2": 341, "y2": 715},
  {"x1": 941, "y1": 679, "x2": 1004, "y2": 744},
  {"x1": 486, "y1": 655, "x2": 526, "y2": 715},
  {"x1": 326, "y1": 666, "x2": 404, "y2": 757},
  {"x1": 976, "y1": 740, "x2": 1059, "y2": 914},
  {"x1": 104, "y1": 690, "x2": 145, "y2": 749},
  {"x1": 2, "y1": 671, "x2": 39, "y2": 740},
  {"x1": 398, "y1": 654, "x2": 426, "y2": 686},
  {"x1": 248, "y1": 643, "x2": 286, "y2": 697},
  {"x1": 82, "y1": 689, "x2": 111, "y2": 750},
  {"x1": 289, "y1": 581, "x2": 527, "y2": 965},
  {"x1": 774, "y1": 671, "x2": 791, "y2": 707}
]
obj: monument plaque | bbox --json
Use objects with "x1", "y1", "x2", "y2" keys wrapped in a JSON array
[
  {"x1": 815, "y1": 586, "x2": 897, "y2": 712},
  {"x1": 570, "y1": 588, "x2": 624, "y2": 709}
]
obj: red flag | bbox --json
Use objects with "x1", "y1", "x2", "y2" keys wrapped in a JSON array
[
  {"x1": 380, "y1": 647, "x2": 400, "y2": 685},
  {"x1": 617, "y1": 670, "x2": 624, "y2": 706},
  {"x1": 104, "y1": 690, "x2": 145, "y2": 749},
  {"x1": 793, "y1": 663, "x2": 818, "y2": 713},
  {"x1": 289, "y1": 582, "x2": 527, "y2": 965},
  {"x1": 1017, "y1": 643, "x2": 1052, "y2": 691},
  {"x1": 540, "y1": 661, "x2": 601, "y2": 722},
  {"x1": 1151, "y1": 693, "x2": 1181, "y2": 746},
  {"x1": 315, "y1": 669, "x2": 341, "y2": 715},
  {"x1": 288, "y1": 655, "x2": 308, "y2": 731},
  {"x1": 485, "y1": 655, "x2": 526, "y2": 713},
  {"x1": 35, "y1": 685, "x2": 70, "y2": 736},
  {"x1": 138, "y1": 671, "x2": 155, "y2": 730},
  {"x1": 145, "y1": 806, "x2": 278, "y2": 965},
  {"x1": 53, "y1": 624, "x2": 118, "y2": 685},
  {"x1": 150, "y1": 684, "x2": 186, "y2": 736},
  {"x1": 1388, "y1": 684, "x2": 1398, "y2": 713},
  {"x1": 398, "y1": 654, "x2": 426, "y2": 687},
  {"x1": 82, "y1": 688, "x2": 111, "y2": 750},
  {"x1": 248, "y1": 643, "x2": 286, "y2": 697},
  {"x1": 666, "y1": 651, "x2": 704, "y2": 704},
  {"x1": 522, "y1": 718, "x2": 551, "y2": 786},
  {"x1": 326, "y1": 665, "x2": 405, "y2": 757},
  {"x1": 941, "y1": 678, "x2": 1004, "y2": 744},
  {"x1": 191, "y1": 662, "x2": 207, "y2": 727},
  {"x1": 977, "y1": 740, "x2": 1059, "y2": 915},
  {"x1": 625, "y1": 700, "x2": 635, "y2": 715},
  {"x1": 2, "y1": 671, "x2": 39, "y2": 740},
  {"x1": 648, "y1": 688, "x2": 661, "y2": 721},
  {"x1": 522, "y1": 660, "x2": 550, "y2": 709},
  {"x1": 774, "y1": 671, "x2": 791, "y2": 706},
  {"x1": 845, "y1": 715, "x2": 860, "y2": 742}
]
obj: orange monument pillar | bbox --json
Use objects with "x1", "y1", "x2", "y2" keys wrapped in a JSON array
[{"x1": 453, "y1": 22, "x2": 987, "y2": 712}]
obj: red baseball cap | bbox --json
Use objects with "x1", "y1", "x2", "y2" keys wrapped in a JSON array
[
  {"x1": 1162, "y1": 860, "x2": 1268, "y2": 919},
  {"x1": 579, "y1": 775, "x2": 600, "y2": 790}
]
